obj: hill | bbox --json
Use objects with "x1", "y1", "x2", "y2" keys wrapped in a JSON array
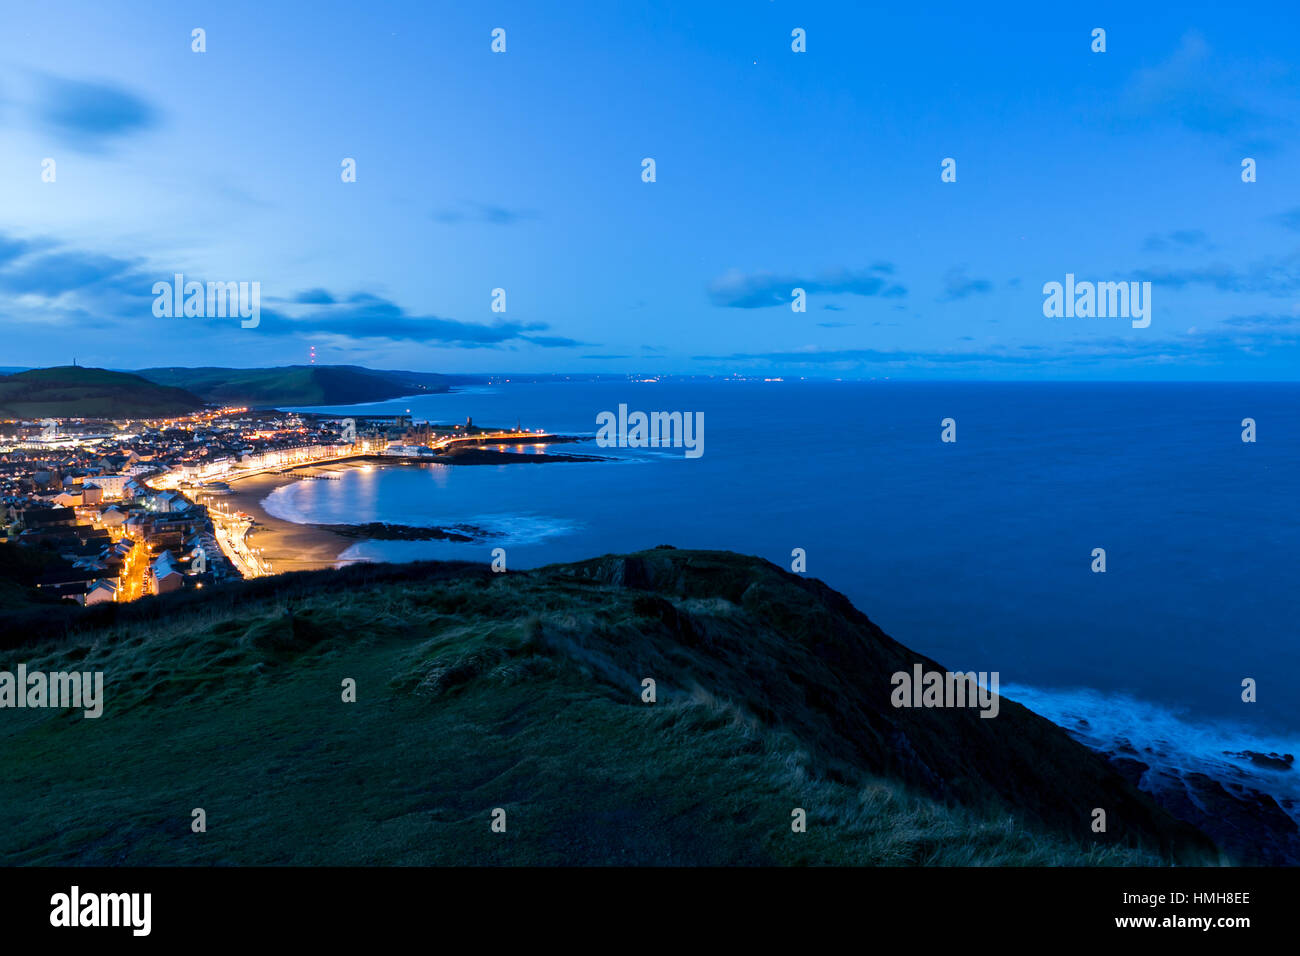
[
  {"x1": 0, "y1": 549, "x2": 1219, "y2": 865},
  {"x1": 137, "y1": 365, "x2": 463, "y2": 407},
  {"x1": 0, "y1": 366, "x2": 204, "y2": 419}
]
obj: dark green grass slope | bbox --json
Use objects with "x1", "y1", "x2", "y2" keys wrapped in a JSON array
[
  {"x1": 137, "y1": 365, "x2": 450, "y2": 407},
  {"x1": 0, "y1": 550, "x2": 1220, "y2": 866},
  {"x1": 0, "y1": 366, "x2": 203, "y2": 418}
]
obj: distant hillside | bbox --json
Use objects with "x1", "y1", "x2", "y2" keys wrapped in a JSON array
[
  {"x1": 0, "y1": 366, "x2": 204, "y2": 419},
  {"x1": 0, "y1": 548, "x2": 1218, "y2": 866},
  {"x1": 137, "y1": 365, "x2": 467, "y2": 408}
]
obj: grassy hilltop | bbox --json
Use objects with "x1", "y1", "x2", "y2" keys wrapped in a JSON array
[
  {"x1": 0, "y1": 364, "x2": 464, "y2": 417},
  {"x1": 137, "y1": 365, "x2": 457, "y2": 407},
  {"x1": 0, "y1": 549, "x2": 1219, "y2": 866},
  {"x1": 0, "y1": 366, "x2": 203, "y2": 419}
]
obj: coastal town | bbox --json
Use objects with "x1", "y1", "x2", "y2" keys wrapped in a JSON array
[{"x1": 0, "y1": 408, "x2": 557, "y2": 606}]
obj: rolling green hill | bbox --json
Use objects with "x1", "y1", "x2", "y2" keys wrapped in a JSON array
[
  {"x1": 137, "y1": 365, "x2": 458, "y2": 407},
  {"x1": 0, "y1": 549, "x2": 1218, "y2": 866},
  {"x1": 0, "y1": 366, "x2": 204, "y2": 419}
]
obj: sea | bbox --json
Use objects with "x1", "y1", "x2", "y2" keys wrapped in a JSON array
[{"x1": 279, "y1": 381, "x2": 1300, "y2": 812}]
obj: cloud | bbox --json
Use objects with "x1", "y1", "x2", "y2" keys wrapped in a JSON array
[
  {"x1": 260, "y1": 298, "x2": 556, "y2": 347},
  {"x1": 1219, "y1": 311, "x2": 1300, "y2": 330},
  {"x1": 0, "y1": 247, "x2": 145, "y2": 302},
  {"x1": 0, "y1": 235, "x2": 38, "y2": 266},
  {"x1": 1270, "y1": 208, "x2": 1300, "y2": 232},
  {"x1": 34, "y1": 75, "x2": 158, "y2": 149},
  {"x1": 519, "y1": 334, "x2": 588, "y2": 348},
  {"x1": 1116, "y1": 32, "x2": 1287, "y2": 149},
  {"x1": 695, "y1": 316, "x2": 1300, "y2": 370},
  {"x1": 939, "y1": 267, "x2": 993, "y2": 301},
  {"x1": 432, "y1": 202, "x2": 537, "y2": 226},
  {"x1": 695, "y1": 346, "x2": 1039, "y2": 366},
  {"x1": 708, "y1": 264, "x2": 905, "y2": 308},
  {"x1": 0, "y1": 229, "x2": 585, "y2": 350},
  {"x1": 1142, "y1": 229, "x2": 1212, "y2": 253},
  {"x1": 1135, "y1": 253, "x2": 1300, "y2": 296}
]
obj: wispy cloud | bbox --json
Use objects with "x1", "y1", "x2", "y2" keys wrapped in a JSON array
[
  {"x1": 0, "y1": 229, "x2": 586, "y2": 350},
  {"x1": 1135, "y1": 253, "x2": 1300, "y2": 296},
  {"x1": 0, "y1": 250, "x2": 141, "y2": 296},
  {"x1": 695, "y1": 316, "x2": 1300, "y2": 370},
  {"x1": 1115, "y1": 32, "x2": 1292, "y2": 152},
  {"x1": 708, "y1": 264, "x2": 905, "y2": 309},
  {"x1": 261, "y1": 295, "x2": 576, "y2": 347},
  {"x1": 0, "y1": 235, "x2": 42, "y2": 266},
  {"x1": 34, "y1": 74, "x2": 158, "y2": 150},
  {"x1": 518, "y1": 334, "x2": 589, "y2": 348},
  {"x1": 1142, "y1": 229, "x2": 1212, "y2": 253},
  {"x1": 695, "y1": 346, "x2": 1040, "y2": 367},
  {"x1": 939, "y1": 267, "x2": 993, "y2": 302},
  {"x1": 1219, "y1": 311, "x2": 1300, "y2": 330},
  {"x1": 432, "y1": 202, "x2": 537, "y2": 226},
  {"x1": 1270, "y1": 208, "x2": 1300, "y2": 233}
]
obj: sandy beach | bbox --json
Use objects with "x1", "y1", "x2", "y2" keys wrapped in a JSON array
[
  {"x1": 195, "y1": 447, "x2": 603, "y2": 577},
  {"x1": 196, "y1": 467, "x2": 357, "y2": 574}
]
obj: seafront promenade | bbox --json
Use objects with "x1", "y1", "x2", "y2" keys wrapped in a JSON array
[{"x1": 169, "y1": 428, "x2": 562, "y2": 578}]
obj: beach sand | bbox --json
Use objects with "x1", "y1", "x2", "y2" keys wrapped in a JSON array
[
  {"x1": 196, "y1": 469, "x2": 355, "y2": 574},
  {"x1": 194, "y1": 448, "x2": 597, "y2": 577}
]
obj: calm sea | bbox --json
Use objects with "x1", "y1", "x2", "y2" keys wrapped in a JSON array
[{"x1": 280, "y1": 382, "x2": 1300, "y2": 799}]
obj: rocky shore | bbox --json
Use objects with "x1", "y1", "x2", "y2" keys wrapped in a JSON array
[
  {"x1": 1100, "y1": 746, "x2": 1299, "y2": 865},
  {"x1": 312, "y1": 521, "x2": 500, "y2": 543}
]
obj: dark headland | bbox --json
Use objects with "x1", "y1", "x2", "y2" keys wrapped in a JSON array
[{"x1": 0, "y1": 548, "x2": 1230, "y2": 865}]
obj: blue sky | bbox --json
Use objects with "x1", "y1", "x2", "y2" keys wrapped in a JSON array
[{"x1": 1, "y1": 0, "x2": 1299, "y2": 379}]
